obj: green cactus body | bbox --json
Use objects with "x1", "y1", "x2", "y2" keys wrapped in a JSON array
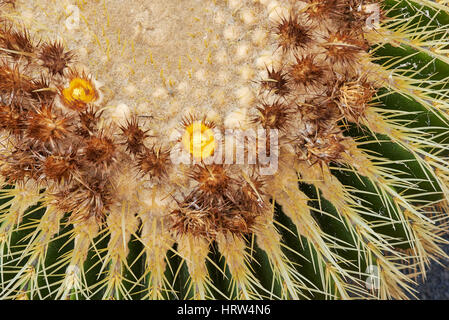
[{"x1": 0, "y1": 0, "x2": 448, "y2": 300}]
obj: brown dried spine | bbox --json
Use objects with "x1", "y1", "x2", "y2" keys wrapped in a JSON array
[
  {"x1": 170, "y1": 169, "x2": 265, "y2": 238},
  {"x1": 170, "y1": 194, "x2": 258, "y2": 239},
  {"x1": 234, "y1": 174, "x2": 266, "y2": 214},
  {"x1": 39, "y1": 41, "x2": 74, "y2": 75},
  {"x1": 338, "y1": 0, "x2": 381, "y2": 30},
  {"x1": 75, "y1": 105, "x2": 103, "y2": 137},
  {"x1": 31, "y1": 75, "x2": 56, "y2": 103},
  {"x1": 252, "y1": 100, "x2": 293, "y2": 131},
  {"x1": 294, "y1": 125, "x2": 346, "y2": 165},
  {"x1": 0, "y1": 143, "x2": 42, "y2": 183},
  {"x1": 0, "y1": 25, "x2": 35, "y2": 60},
  {"x1": 136, "y1": 146, "x2": 170, "y2": 180},
  {"x1": 42, "y1": 147, "x2": 78, "y2": 183},
  {"x1": 334, "y1": 76, "x2": 375, "y2": 123},
  {"x1": 323, "y1": 30, "x2": 366, "y2": 67},
  {"x1": 83, "y1": 132, "x2": 116, "y2": 166},
  {"x1": 0, "y1": 103, "x2": 27, "y2": 135},
  {"x1": 26, "y1": 103, "x2": 71, "y2": 144},
  {"x1": 260, "y1": 66, "x2": 290, "y2": 96},
  {"x1": 189, "y1": 164, "x2": 231, "y2": 196},
  {"x1": 288, "y1": 55, "x2": 326, "y2": 92},
  {"x1": 56, "y1": 175, "x2": 113, "y2": 223},
  {"x1": 303, "y1": 0, "x2": 342, "y2": 21},
  {"x1": 0, "y1": 62, "x2": 34, "y2": 95},
  {"x1": 275, "y1": 15, "x2": 313, "y2": 52},
  {"x1": 119, "y1": 116, "x2": 150, "y2": 155}
]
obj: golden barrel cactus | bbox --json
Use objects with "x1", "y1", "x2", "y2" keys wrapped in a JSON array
[{"x1": 0, "y1": 0, "x2": 448, "y2": 300}]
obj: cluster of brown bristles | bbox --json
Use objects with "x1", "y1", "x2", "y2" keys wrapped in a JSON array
[
  {"x1": 0, "y1": 10, "x2": 171, "y2": 223},
  {"x1": 0, "y1": 0, "x2": 380, "y2": 239},
  {"x1": 171, "y1": 165, "x2": 266, "y2": 238},
  {"x1": 254, "y1": 0, "x2": 379, "y2": 166}
]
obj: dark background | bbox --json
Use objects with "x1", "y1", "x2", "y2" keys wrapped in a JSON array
[{"x1": 414, "y1": 238, "x2": 449, "y2": 299}]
